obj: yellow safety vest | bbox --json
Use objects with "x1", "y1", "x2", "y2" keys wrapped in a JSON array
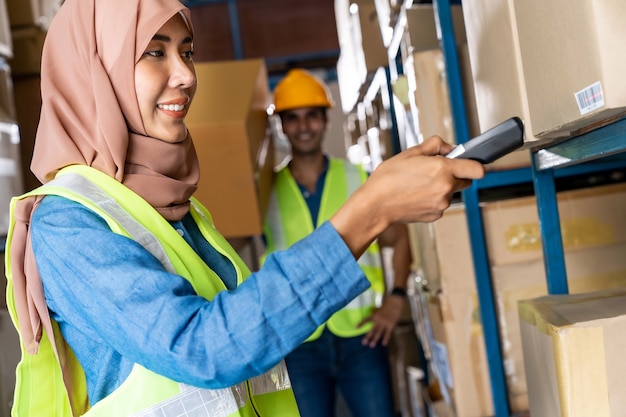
[
  {"x1": 5, "y1": 165, "x2": 300, "y2": 417},
  {"x1": 262, "y1": 158, "x2": 384, "y2": 341}
]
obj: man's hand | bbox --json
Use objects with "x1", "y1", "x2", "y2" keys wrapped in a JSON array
[{"x1": 358, "y1": 295, "x2": 406, "y2": 348}]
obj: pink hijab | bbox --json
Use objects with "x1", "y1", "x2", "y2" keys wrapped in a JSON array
[{"x1": 10, "y1": 0, "x2": 199, "y2": 368}]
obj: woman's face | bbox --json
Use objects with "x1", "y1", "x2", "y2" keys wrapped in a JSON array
[{"x1": 135, "y1": 13, "x2": 197, "y2": 143}]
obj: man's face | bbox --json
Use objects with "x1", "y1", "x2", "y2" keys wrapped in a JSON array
[{"x1": 280, "y1": 107, "x2": 327, "y2": 157}]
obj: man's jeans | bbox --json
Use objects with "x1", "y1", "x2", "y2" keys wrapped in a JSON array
[{"x1": 285, "y1": 327, "x2": 397, "y2": 417}]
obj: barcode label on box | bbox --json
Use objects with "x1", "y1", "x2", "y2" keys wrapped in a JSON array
[{"x1": 575, "y1": 81, "x2": 605, "y2": 115}]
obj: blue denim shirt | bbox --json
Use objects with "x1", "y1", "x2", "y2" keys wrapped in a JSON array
[{"x1": 30, "y1": 195, "x2": 369, "y2": 404}]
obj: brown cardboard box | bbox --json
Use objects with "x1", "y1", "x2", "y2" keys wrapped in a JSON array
[
  {"x1": 463, "y1": 0, "x2": 626, "y2": 145},
  {"x1": 8, "y1": 26, "x2": 45, "y2": 76},
  {"x1": 425, "y1": 243, "x2": 626, "y2": 416},
  {"x1": 404, "y1": 5, "x2": 466, "y2": 53},
  {"x1": 513, "y1": 0, "x2": 626, "y2": 141},
  {"x1": 411, "y1": 182, "x2": 626, "y2": 415},
  {"x1": 418, "y1": 182, "x2": 626, "y2": 290},
  {"x1": 404, "y1": 5, "x2": 529, "y2": 170},
  {"x1": 6, "y1": 0, "x2": 61, "y2": 29},
  {"x1": 0, "y1": 0, "x2": 12, "y2": 59},
  {"x1": 11, "y1": 75, "x2": 41, "y2": 192},
  {"x1": 461, "y1": 0, "x2": 536, "y2": 143},
  {"x1": 427, "y1": 291, "x2": 493, "y2": 416},
  {"x1": 185, "y1": 59, "x2": 273, "y2": 238},
  {"x1": 519, "y1": 288, "x2": 626, "y2": 417}
]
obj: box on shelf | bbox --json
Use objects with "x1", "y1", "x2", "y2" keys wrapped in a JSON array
[
  {"x1": 519, "y1": 288, "x2": 626, "y2": 417},
  {"x1": 8, "y1": 26, "x2": 45, "y2": 76},
  {"x1": 420, "y1": 182, "x2": 626, "y2": 289},
  {"x1": 6, "y1": 0, "x2": 62, "y2": 29},
  {"x1": 185, "y1": 59, "x2": 273, "y2": 239},
  {"x1": 513, "y1": 0, "x2": 626, "y2": 142},
  {"x1": 404, "y1": 5, "x2": 466, "y2": 53},
  {"x1": 463, "y1": 0, "x2": 626, "y2": 146},
  {"x1": 11, "y1": 75, "x2": 41, "y2": 192},
  {"x1": 425, "y1": 242, "x2": 626, "y2": 416},
  {"x1": 409, "y1": 182, "x2": 626, "y2": 416},
  {"x1": 0, "y1": 0, "x2": 12, "y2": 59},
  {"x1": 403, "y1": 4, "x2": 529, "y2": 170}
]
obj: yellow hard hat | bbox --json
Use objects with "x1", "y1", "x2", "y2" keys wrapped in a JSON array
[{"x1": 273, "y1": 69, "x2": 334, "y2": 113}]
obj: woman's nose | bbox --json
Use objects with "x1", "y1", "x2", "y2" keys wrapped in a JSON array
[{"x1": 170, "y1": 57, "x2": 196, "y2": 89}]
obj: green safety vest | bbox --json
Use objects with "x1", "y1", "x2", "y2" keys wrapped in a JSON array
[
  {"x1": 5, "y1": 165, "x2": 300, "y2": 417},
  {"x1": 261, "y1": 158, "x2": 384, "y2": 341}
]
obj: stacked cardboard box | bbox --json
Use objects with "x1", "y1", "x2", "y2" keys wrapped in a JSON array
[
  {"x1": 185, "y1": 59, "x2": 274, "y2": 239},
  {"x1": 409, "y1": 182, "x2": 626, "y2": 416},
  {"x1": 463, "y1": 0, "x2": 626, "y2": 146},
  {"x1": 519, "y1": 288, "x2": 626, "y2": 416},
  {"x1": 402, "y1": 4, "x2": 530, "y2": 170}
]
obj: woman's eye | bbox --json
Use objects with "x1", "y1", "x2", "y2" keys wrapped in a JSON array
[
  {"x1": 182, "y1": 50, "x2": 194, "y2": 60},
  {"x1": 145, "y1": 50, "x2": 165, "y2": 58}
]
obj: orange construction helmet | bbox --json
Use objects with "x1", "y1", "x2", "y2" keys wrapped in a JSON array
[{"x1": 272, "y1": 69, "x2": 334, "y2": 113}]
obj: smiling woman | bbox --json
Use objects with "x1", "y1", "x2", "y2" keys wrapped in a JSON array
[{"x1": 134, "y1": 13, "x2": 196, "y2": 144}]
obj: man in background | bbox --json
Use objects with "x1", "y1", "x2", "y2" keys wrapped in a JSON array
[{"x1": 261, "y1": 68, "x2": 411, "y2": 417}]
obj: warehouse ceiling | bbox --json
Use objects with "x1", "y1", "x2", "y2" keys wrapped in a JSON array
[{"x1": 180, "y1": 0, "x2": 447, "y2": 84}]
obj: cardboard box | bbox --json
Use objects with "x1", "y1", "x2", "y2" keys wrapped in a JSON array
[
  {"x1": 426, "y1": 243, "x2": 626, "y2": 416},
  {"x1": 513, "y1": 0, "x2": 626, "y2": 141},
  {"x1": 463, "y1": 0, "x2": 626, "y2": 145},
  {"x1": 461, "y1": 0, "x2": 537, "y2": 143},
  {"x1": 0, "y1": 0, "x2": 12, "y2": 59},
  {"x1": 8, "y1": 26, "x2": 45, "y2": 76},
  {"x1": 6, "y1": 0, "x2": 61, "y2": 29},
  {"x1": 418, "y1": 182, "x2": 626, "y2": 291},
  {"x1": 519, "y1": 288, "x2": 626, "y2": 417},
  {"x1": 411, "y1": 182, "x2": 626, "y2": 415},
  {"x1": 404, "y1": 5, "x2": 466, "y2": 53},
  {"x1": 427, "y1": 291, "x2": 493, "y2": 416},
  {"x1": 403, "y1": 5, "x2": 529, "y2": 170},
  {"x1": 185, "y1": 59, "x2": 273, "y2": 238},
  {"x1": 11, "y1": 76, "x2": 41, "y2": 193}
]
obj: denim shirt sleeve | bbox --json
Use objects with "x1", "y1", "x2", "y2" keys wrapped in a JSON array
[{"x1": 30, "y1": 195, "x2": 369, "y2": 397}]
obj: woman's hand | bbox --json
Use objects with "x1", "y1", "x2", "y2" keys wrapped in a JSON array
[{"x1": 330, "y1": 135, "x2": 485, "y2": 258}]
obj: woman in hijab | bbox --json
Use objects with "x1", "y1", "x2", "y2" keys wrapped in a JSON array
[{"x1": 4, "y1": 0, "x2": 483, "y2": 415}]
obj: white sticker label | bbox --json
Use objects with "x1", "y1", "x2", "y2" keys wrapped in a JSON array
[{"x1": 574, "y1": 81, "x2": 605, "y2": 115}]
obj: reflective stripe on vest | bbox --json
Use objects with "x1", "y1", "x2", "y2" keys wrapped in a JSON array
[
  {"x1": 6, "y1": 165, "x2": 300, "y2": 417},
  {"x1": 262, "y1": 158, "x2": 384, "y2": 340}
]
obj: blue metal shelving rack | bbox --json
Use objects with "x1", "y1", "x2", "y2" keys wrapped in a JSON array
[
  {"x1": 431, "y1": 0, "x2": 626, "y2": 416},
  {"x1": 431, "y1": 1, "x2": 509, "y2": 414}
]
